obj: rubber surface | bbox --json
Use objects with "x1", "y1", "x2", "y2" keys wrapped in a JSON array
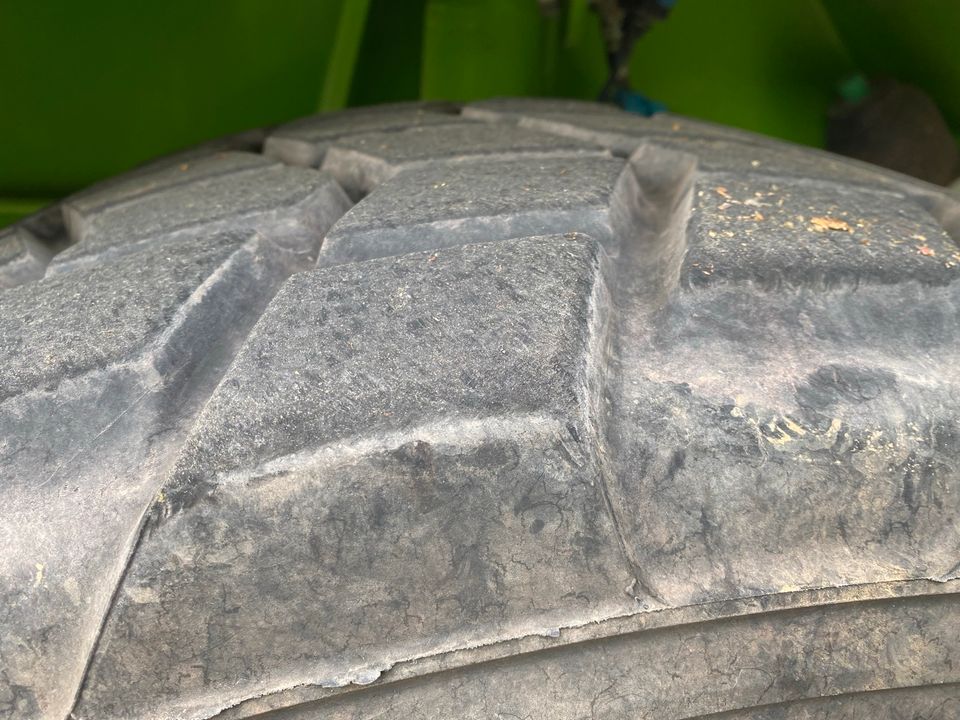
[{"x1": 1, "y1": 98, "x2": 959, "y2": 720}]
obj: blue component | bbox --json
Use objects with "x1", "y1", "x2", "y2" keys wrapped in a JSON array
[{"x1": 616, "y1": 88, "x2": 668, "y2": 116}]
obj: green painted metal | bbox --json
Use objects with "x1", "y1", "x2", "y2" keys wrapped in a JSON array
[
  {"x1": 421, "y1": 0, "x2": 556, "y2": 100},
  {"x1": 0, "y1": 1, "x2": 348, "y2": 198},
  {"x1": 317, "y1": 0, "x2": 372, "y2": 111},
  {"x1": 0, "y1": 1, "x2": 957, "y2": 229},
  {"x1": 628, "y1": 0, "x2": 854, "y2": 147},
  {"x1": 348, "y1": 0, "x2": 427, "y2": 106}
]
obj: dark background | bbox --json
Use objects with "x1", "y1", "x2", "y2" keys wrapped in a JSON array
[{"x1": 2, "y1": 0, "x2": 958, "y2": 227}]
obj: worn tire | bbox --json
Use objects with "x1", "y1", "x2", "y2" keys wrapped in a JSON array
[{"x1": 2, "y1": 99, "x2": 959, "y2": 720}]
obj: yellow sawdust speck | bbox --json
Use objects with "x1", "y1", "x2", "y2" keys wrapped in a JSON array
[{"x1": 810, "y1": 216, "x2": 852, "y2": 233}]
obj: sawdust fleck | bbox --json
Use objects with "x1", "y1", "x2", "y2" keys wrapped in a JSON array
[{"x1": 810, "y1": 216, "x2": 852, "y2": 233}]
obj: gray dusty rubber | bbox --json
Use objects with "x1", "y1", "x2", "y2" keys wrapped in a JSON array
[{"x1": 1, "y1": 99, "x2": 959, "y2": 720}]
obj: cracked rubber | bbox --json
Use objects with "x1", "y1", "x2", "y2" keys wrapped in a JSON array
[{"x1": 1, "y1": 99, "x2": 959, "y2": 720}]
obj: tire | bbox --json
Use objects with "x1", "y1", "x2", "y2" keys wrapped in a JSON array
[{"x1": 1, "y1": 98, "x2": 959, "y2": 720}]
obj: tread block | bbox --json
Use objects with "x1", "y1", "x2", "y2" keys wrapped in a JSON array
[
  {"x1": 130, "y1": 127, "x2": 267, "y2": 172},
  {"x1": 264, "y1": 101, "x2": 462, "y2": 167},
  {"x1": 505, "y1": 108, "x2": 929, "y2": 192},
  {"x1": 74, "y1": 236, "x2": 641, "y2": 720},
  {"x1": 516, "y1": 111, "x2": 780, "y2": 151},
  {"x1": 62, "y1": 151, "x2": 274, "y2": 241},
  {"x1": 649, "y1": 135, "x2": 918, "y2": 188},
  {"x1": 168, "y1": 235, "x2": 610, "y2": 481},
  {"x1": 146, "y1": 126, "x2": 266, "y2": 164},
  {"x1": 604, "y1": 168, "x2": 960, "y2": 608},
  {"x1": 462, "y1": 97, "x2": 627, "y2": 122},
  {"x1": 321, "y1": 122, "x2": 608, "y2": 199},
  {"x1": 463, "y1": 98, "x2": 771, "y2": 146},
  {"x1": 0, "y1": 226, "x2": 52, "y2": 289},
  {"x1": 684, "y1": 174, "x2": 960, "y2": 289},
  {"x1": 320, "y1": 155, "x2": 634, "y2": 265},
  {"x1": 0, "y1": 232, "x2": 312, "y2": 719},
  {"x1": 50, "y1": 163, "x2": 351, "y2": 271},
  {"x1": 1, "y1": 234, "x2": 255, "y2": 399}
]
